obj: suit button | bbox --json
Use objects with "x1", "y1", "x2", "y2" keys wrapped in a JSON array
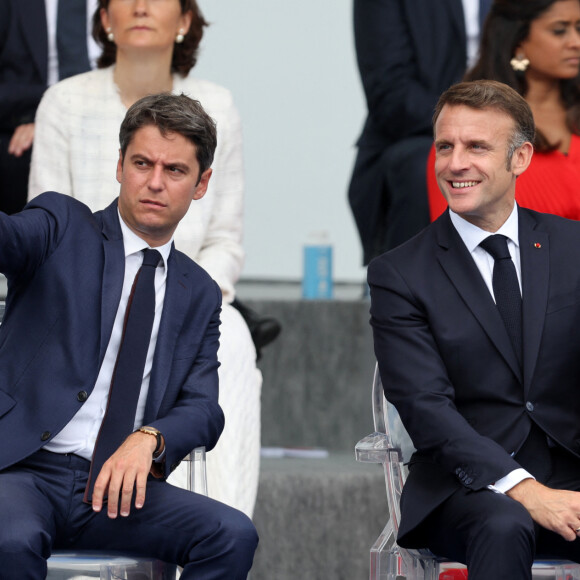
[
  {"x1": 41, "y1": 431, "x2": 51, "y2": 441},
  {"x1": 526, "y1": 401, "x2": 534, "y2": 412},
  {"x1": 77, "y1": 391, "x2": 88, "y2": 402}
]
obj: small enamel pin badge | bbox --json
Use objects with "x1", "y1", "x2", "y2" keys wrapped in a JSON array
[{"x1": 533, "y1": 243, "x2": 542, "y2": 249}]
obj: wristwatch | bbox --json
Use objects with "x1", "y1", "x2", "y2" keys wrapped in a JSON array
[{"x1": 138, "y1": 426, "x2": 163, "y2": 458}]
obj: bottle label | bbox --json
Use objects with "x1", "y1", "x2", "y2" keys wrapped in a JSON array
[{"x1": 302, "y1": 245, "x2": 333, "y2": 299}]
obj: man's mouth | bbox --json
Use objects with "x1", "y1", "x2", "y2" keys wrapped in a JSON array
[{"x1": 451, "y1": 181, "x2": 479, "y2": 189}]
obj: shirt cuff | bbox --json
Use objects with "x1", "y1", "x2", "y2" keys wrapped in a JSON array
[{"x1": 487, "y1": 468, "x2": 534, "y2": 494}]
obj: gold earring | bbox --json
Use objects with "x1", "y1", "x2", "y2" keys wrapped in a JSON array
[
  {"x1": 510, "y1": 54, "x2": 530, "y2": 72},
  {"x1": 107, "y1": 28, "x2": 115, "y2": 43},
  {"x1": 176, "y1": 29, "x2": 185, "y2": 44}
]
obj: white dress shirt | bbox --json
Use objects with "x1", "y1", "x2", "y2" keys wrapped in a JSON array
[
  {"x1": 449, "y1": 205, "x2": 533, "y2": 493},
  {"x1": 461, "y1": 0, "x2": 483, "y2": 68},
  {"x1": 44, "y1": 211, "x2": 172, "y2": 460}
]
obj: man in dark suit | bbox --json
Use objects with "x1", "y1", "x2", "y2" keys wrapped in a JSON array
[
  {"x1": 349, "y1": 0, "x2": 490, "y2": 264},
  {"x1": 0, "y1": 0, "x2": 93, "y2": 214},
  {"x1": 369, "y1": 80, "x2": 580, "y2": 579},
  {"x1": 0, "y1": 93, "x2": 257, "y2": 579}
]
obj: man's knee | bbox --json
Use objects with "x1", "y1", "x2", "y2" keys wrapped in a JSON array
[
  {"x1": 213, "y1": 507, "x2": 258, "y2": 555},
  {"x1": 183, "y1": 503, "x2": 258, "y2": 576},
  {"x1": 470, "y1": 499, "x2": 535, "y2": 559}
]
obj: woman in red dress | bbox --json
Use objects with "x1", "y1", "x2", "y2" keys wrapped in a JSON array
[{"x1": 428, "y1": 0, "x2": 580, "y2": 221}]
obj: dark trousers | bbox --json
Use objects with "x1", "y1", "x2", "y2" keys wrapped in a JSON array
[
  {"x1": 0, "y1": 450, "x2": 258, "y2": 580},
  {"x1": 419, "y1": 445, "x2": 580, "y2": 580}
]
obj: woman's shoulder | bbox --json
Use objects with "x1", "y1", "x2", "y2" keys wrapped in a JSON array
[{"x1": 41, "y1": 68, "x2": 114, "y2": 106}]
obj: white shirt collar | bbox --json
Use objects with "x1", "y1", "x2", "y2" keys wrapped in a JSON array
[
  {"x1": 117, "y1": 209, "x2": 173, "y2": 268},
  {"x1": 449, "y1": 204, "x2": 519, "y2": 253}
]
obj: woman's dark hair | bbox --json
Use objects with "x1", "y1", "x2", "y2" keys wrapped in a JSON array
[
  {"x1": 92, "y1": 0, "x2": 208, "y2": 77},
  {"x1": 465, "y1": 0, "x2": 580, "y2": 151}
]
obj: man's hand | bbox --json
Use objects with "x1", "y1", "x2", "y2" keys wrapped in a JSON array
[
  {"x1": 8, "y1": 123, "x2": 34, "y2": 157},
  {"x1": 91, "y1": 431, "x2": 158, "y2": 519},
  {"x1": 507, "y1": 478, "x2": 580, "y2": 541}
]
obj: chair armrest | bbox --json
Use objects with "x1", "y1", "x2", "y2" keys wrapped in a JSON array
[
  {"x1": 184, "y1": 446, "x2": 207, "y2": 496},
  {"x1": 355, "y1": 431, "x2": 391, "y2": 463}
]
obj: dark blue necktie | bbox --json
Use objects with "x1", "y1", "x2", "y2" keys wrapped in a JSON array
[
  {"x1": 480, "y1": 235, "x2": 522, "y2": 365},
  {"x1": 85, "y1": 249, "x2": 161, "y2": 502},
  {"x1": 479, "y1": 0, "x2": 492, "y2": 31},
  {"x1": 57, "y1": 0, "x2": 91, "y2": 80}
]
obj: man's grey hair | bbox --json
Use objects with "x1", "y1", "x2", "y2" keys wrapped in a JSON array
[
  {"x1": 119, "y1": 93, "x2": 218, "y2": 177},
  {"x1": 433, "y1": 80, "x2": 535, "y2": 170}
]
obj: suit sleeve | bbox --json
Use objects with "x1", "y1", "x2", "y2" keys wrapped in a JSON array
[
  {"x1": 0, "y1": 0, "x2": 46, "y2": 130},
  {"x1": 148, "y1": 282, "x2": 224, "y2": 478},
  {"x1": 354, "y1": 0, "x2": 450, "y2": 140},
  {"x1": 368, "y1": 255, "x2": 521, "y2": 490},
  {"x1": 0, "y1": 192, "x2": 68, "y2": 281}
]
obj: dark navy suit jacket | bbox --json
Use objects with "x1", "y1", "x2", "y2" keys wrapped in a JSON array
[
  {"x1": 349, "y1": 0, "x2": 468, "y2": 263},
  {"x1": 369, "y1": 208, "x2": 580, "y2": 543},
  {"x1": 0, "y1": 192, "x2": 224, "y2": 477},
  {"x1": 0, "y1": 0, "x2": 48, "y2": 132}
]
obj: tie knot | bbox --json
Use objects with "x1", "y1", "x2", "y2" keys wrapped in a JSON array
[
  {"x1": 480, "y1": 235, "x2": 511, "y2": 261},
  {"x1": 142, "y1": 249, "x2": 162, "y2": 268}
]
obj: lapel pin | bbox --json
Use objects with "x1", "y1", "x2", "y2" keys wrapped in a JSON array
[{"x1": 533, "y1": 242, "x2": 541, "y2": 249}]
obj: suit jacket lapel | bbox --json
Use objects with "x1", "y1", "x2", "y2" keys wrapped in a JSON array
[
  {"x1": 144, "y1": 248, "x2": 190, "y2": 422},
  {"x1": 98, "y1": 201, "x2": 125, "y2": 365},
  {"x1": 518, "y1": 209, "x2": 549, "y2": 394},
  {"x1": 436, "y1": 214, "x2": 523, "y2": 381}
]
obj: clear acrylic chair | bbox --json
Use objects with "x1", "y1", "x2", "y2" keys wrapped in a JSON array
[
  {"x1": 355, "y1": 363, "x2": 580, "y2": 580},
  {"x1": 46, "y1": 447, "x2": 207, "y2": 580}
]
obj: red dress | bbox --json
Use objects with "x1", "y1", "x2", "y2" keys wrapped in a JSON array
[{"x1": 426, "y1": 134, "x2": 580, "y2": 221}]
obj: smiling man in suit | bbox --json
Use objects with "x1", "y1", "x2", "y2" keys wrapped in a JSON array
[
  {"x1": 369, "y1": 80, "x2": 580, "y2": 579},
  {"x1": 0, "y1": 92, "x2": 258, "y2": 580}
]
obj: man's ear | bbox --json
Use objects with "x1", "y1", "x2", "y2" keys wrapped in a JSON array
[
  {"x1": 192, "y1": 168, "x2": 212, "y2": 200},
  {"x1": 116, "y1": 150, "x2": 124, "y2": 184},
  {"x1": 512, "y1": 142, "x2": 533, "y2": 177}
]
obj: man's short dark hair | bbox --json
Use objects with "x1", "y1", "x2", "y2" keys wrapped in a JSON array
[
  {"x1": 119, "y1": 93, "x2": 218, "y2": 177},
  {"x1": 433, "y1": 80, "x2": 536, "y2": 168}
]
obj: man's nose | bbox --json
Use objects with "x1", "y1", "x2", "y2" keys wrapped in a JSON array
[
  {"x1": 448, "y1": 148, "x2": 470, "y2": 172},
  {"x1": 148, "y1": 165, "x2": 164, "y2": 191}
]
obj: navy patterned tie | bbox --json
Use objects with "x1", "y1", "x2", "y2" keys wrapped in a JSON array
[
  {"x1": 57, "y1": 0, "x2": 91, "y2": 80},
  {"x1": 85, "y1": 249, "x2": 161, "y2": 502},
  {"x1": 480, "y1": 235, "x2": 522, "y2": 365}
]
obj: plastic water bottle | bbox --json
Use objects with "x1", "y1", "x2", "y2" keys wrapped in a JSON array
[{"x1": 302, "y1": 231, "x2": 333, "y2": 299}]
